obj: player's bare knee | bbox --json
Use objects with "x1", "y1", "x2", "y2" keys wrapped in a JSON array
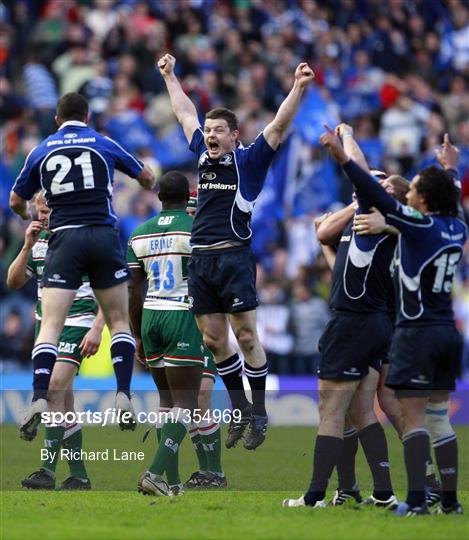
[
  {"x1": 235, "y1": 327, "x2": 256, "y2": 354},
  {"x1": 203, "y1": 333, "x2": 226, "y2": 356}
]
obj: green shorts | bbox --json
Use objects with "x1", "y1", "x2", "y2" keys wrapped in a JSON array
[
  {"x1": 142, "y1": 309, "x2": 205, "y2": 368},
  {"x1": 35, "y1": 321, "x2": 88, "y2": 370}
]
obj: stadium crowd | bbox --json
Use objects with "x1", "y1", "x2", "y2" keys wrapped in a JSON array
[{"x1": 1, "y1": 0, "x2": 468, "y2": 375}]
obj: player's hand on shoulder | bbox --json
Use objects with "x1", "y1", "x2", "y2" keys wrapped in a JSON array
[
  {"x1": 435, "y1": 133, "x2": 459, "y2": 171},
  {"x1": 294, "y1": 62, "x2": 315, "y2": 88},
  {"x1": 353, "y1": 207, "x2": 386, "y2": 235},
  {"x1": 24, "y1": 221, "x2": 44, "y2": 248},
  {"x1": 158, "y1": 53, "x2": 176, "y2": 77}
]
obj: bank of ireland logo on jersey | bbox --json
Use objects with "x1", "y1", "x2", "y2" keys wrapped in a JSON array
[{"x1": 64, "y1": 133, "x2": 77, "y2": 139}]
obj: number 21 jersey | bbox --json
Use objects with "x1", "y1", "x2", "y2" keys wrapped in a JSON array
[{"x1": 12, "y1": 120, "x2": 143, "y2": 231}]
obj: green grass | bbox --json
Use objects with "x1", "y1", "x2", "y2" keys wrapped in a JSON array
[{"x1": 1, "y1": 425, "x2": 468, "y2": 539}]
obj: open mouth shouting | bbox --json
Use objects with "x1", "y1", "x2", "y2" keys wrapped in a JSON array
[{"x1": 207, "y1": 140, "x2": 221, "y2": 158}]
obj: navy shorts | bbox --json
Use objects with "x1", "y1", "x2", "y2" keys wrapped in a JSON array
[
  {"x1": 318, "y1": 311, "x2": 393, "y2": 381},
  {"x1": 188, "y1": 246, "x2": 258, "y2": 315},
  {"x1": 386, "y1": 325, "x2": 462, "y2": 396},
  {"x1": 42, "y1": 226, "x2": 130, "y2": 290}
]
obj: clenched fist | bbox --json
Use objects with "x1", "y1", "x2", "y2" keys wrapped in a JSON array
[{"x1": 157, "y1": 54, "x2": 176, "y2": 77}]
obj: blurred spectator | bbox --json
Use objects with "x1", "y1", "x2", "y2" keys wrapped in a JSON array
[
  {"x1": 257, "y1": 279, "x2": 293, "y2": 375},
  {"x1": 290, "y1": 282, "x2": 330, "y2": 374}
]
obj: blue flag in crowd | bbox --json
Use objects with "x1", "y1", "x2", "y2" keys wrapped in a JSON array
[
  {"x1": 0, "y1": 160, "x2": 14, "y2": 209},
  {"x1": 293, "y1": 87, "x2": 341, "y2": 145},
  {"x1": 105, "y1": 112, "x2": 193, "y2": 168}
]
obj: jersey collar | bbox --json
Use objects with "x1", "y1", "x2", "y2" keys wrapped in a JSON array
[{"x1": 59, "y1": 121, "x2": 87, "y2": 130}]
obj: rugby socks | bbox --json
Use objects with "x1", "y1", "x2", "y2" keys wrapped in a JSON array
[
  {"x1": 42, "y1": 423, "x2": 65, "y2": 474},
  {"x1": 110, "y1": 333, "x2": 136, "y2": 398},
  {"x1": 190, "y1": 424, "x2": 208, "y2": 472},
  {"x1": 157, "y1": 408, "x2": 180, "y2": 485},
  {"x1": 359, "y1": 422, "x2": 394, "y2": 500},
  {"x1": 434, "y1": 436, "x2": 458, "y2": 507},
  {"x1": 62, "y1": 423, "x2": 88, "y2": 479},
  {"x1": 427, "y1": 401, "x2": 458, "y2": 507},
  {"x1": 149, "y1": 408, "x2": 190, "y2": 476},
  {"x1": 199, "y1": 420, "x2": 223, "y2": 475},
  {"x1": 402, "y1": 428, "x2": 430, "y2": 507},
  {"x1": 216, "y1": 354, "x2": 250, "y2": 412},
  {"x1": 32, "y1": 343, "x2": 57, "y2": 401},
  {"x1": 425, "y1": 457, "x2": 440, "y2": 490},
  {"x1": 305, "y1": 435, "x2": 343, "y2": 504},
  {"x1": 244, "y1": 363, "x2": 268, "y2": 417},
  {"x1": 337, "y1": 427, "x2": 359, "y2": 492}
]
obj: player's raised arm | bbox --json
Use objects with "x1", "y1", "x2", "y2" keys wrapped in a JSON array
[
  {"x1": 435, "y1": 133, "x2": 465, "y2": 221},
  {"x1": 6, "y1": 221, "x2": 42, "y2": 288},
  {"x1": 263, "y1": 62, "x2": 315, "y2": 150},
  {"x1": 158, "y1": 53, "x2": 200, "y2": 143},
  {"x1": 336, "y1": 123, "x2": 370, "y2": 172},
  {"x1": 320, "y1": 126, "x2": 396, "y2": 216}
]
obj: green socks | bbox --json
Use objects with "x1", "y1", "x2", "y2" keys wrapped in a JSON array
[
  {"x1": 190, "y1": 425, "x2": 208, "y2": 471},
  {"x1": 62, "y1": 424, "x2": 88, "y2": 479},
  {"x1": 149, "y1": 409, "x2": 190, "y2": 476},
  {"x1": 199, "y1": 421, "x2": 223, "y2": 475},
  {"x1": 41, "y1": 424, "x2": 65, "y2": 474}
]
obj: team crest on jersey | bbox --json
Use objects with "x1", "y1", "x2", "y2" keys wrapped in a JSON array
[
  {"x1": 219, "y1": 154, "x2": 233, "y2": 166},
  {"x1": 402, "y1": 206, "x2": 424, "y2": 219},
  {"x1": 199, "y1": 152, "x2": 209, "y2": 166}
]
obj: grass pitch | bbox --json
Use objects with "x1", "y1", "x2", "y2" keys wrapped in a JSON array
[{"x1": 1, "y1": 424, "x2": 468, "y2": 540}]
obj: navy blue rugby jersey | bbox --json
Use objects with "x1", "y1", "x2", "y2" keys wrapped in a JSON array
[
  {"x1": 329, "y1": 216, "x2": 396, "y2": 314},
  {"x1": 13, "y1": 121, "x2": 143, "y2": 231},
  {"x1": 189, "y1": 128, "x2": 276, "y2": 247},
  {"x1": 343, "y1": 160, "x2": 467, "y2": 326}
]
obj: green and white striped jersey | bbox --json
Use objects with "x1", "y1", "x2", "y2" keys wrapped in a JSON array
[
  {"x1": 127, "y1": 209, "x2": 192, "y2": 311},
  {"x1": 26, "y1": 230, "x2": 98, "y2": 328}
]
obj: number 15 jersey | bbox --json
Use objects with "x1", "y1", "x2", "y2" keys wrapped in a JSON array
[
  {"x1": 13, "y1": 121, "x2": 143, "y2": 231},
  {"x1": 127, "y1": 209, "x2": 193, "y2": 311}
]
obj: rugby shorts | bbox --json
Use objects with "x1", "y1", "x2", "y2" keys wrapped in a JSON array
[
  {"x1": 386, "y1": 325, "x2": 462, "y2": 396},
  {"x1": 188, "y1": 245, "x2": 258, "y2": 314},
  {"x1": 42, "y1": 225, "x2": 129, "y2": 290},
  {"x1": 318, "y1": 311, "x2": 393, "y2": 381}
]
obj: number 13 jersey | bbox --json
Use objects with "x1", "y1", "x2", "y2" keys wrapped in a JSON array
[
  {"x1": 12, "y1": 121, "x2": 144, "y2": 231},
  {"x1": 127, "y1": 209, "x2": 193, "y2": 311}
]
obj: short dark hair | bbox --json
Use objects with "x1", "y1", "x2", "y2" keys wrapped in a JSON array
[
  {"x1": 416, "y1": 166, "x2": 459, "y2": 216},
  {"x1": 205, "y1": 108, "x2": 238, "y2": 132},
  {"x1": 158, "y1": 171, "x2": 189, "y2": 204},
  {"x1": 56, "y1": 92, "x2": 88, "y2": 122},
  {"x1": 387, "y1": 175, "x2": 409, "y2": 204}
]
